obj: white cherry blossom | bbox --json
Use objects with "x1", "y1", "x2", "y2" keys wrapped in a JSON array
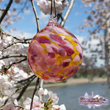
[
  {"x1": 0, "y1": 96, "x2": 8, "y2": 107},
  {"x1": 53, "y1": 104, "x2": 66, "y2": 110},
  {"x1": 23, "y1": 96, "x2": 43, "y2": 110},
  {"x1": 38, "y1": 88, "x2": 48, "y2": 96},
  {"x1": 48, "y1": 91, "x2": 59, "y2": 104},
  {"x1": 14, "y1": 0, "x2": 21, "y2": 4},
  {"x1": 3, "y1": 104, "x2": 16, "y2": 110},
  {"x1": 37, "y1": 0, "x2": 68, "y2": 14}
]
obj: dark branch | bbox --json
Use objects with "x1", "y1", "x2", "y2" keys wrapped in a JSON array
[
  {"x1": 1, "y1": 57, "x2": 27, "y2": 73},
  {"x1": 57, "y1": 13, "x2": 63, "y2": 21},
  {"x1": 2, "y1": 41, "x2": 30, "y2": 51},
  {"x1": 17, "y1": 75, "x2": 36, "y2": 101},
  {"x1": 17, "y1": 75, "x2": 35, "y2": 84},
  {"x1": 0, "y1": 0, "x2": 13, "y2": 23},
  {"x1": 0, "y1": 54, "x2": 27, "y2": 60},
  {"x1": 7, "y1": 57, "x2": 27, "y2": 70},
  {"x1": 0, "y1": 75, "x2": 36, "y2": 108},
  {"x1": 30, "y1": 78, "x2": 40, "y2": 110},
  {"x1": 2, "y1": 30, "x2": 32, "y2": 41}
]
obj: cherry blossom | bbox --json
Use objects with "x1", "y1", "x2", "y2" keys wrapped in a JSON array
[
  {"x1": 3, "y1": 104, "x2": 16, "y2": 110},
  {"x1": 14, "y1": 0, "x2": 21, "y2": 4},
  {"x1": 48, "y1": 91, "x2": 59, "y2": 105},
  {"x1": 0, "y1": 0, "x2": 3, "y2": 3},
  {"x1": 37, "y1": 0, "x2": 69, "y2": 14},
  {"x1": 0, "y1": 96, "x2": 8, "y2": 107},
  {"x1": 38, "y1": 88, "x2": 48, "y2": 96},
  {"x1": 23, "y1": 96, "x2": 43, "y2": 110},
  {"x1": 22, "y1": 88, "x2": 66, "y2": 110},
  {"x1": 0, "y1": 0, "x2": 90, "y2": 110},
  {"x1": 53, "y1": 104, "x2": 66, "y2": 110}
]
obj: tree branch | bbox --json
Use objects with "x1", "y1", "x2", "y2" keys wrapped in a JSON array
[
  {"x1": 0, "y1": 75, "x2": 36, "y2": 108},
  {"x1": 30, "y1": 78, "x2": 40, "y2": 110},
  {"x1": 60, "y1": 0, "x2": 75, "y2": 27},
  {"x1": 0, "y1": 54, "x2": 27, "y2": 60},
  {"x1": 17, "y1": 75, "x2": 35, "y2": 84},
  {"x1": 30, "y1": 0, "x2": 40, "y2": 32},
  {"x1": 17, "y1": 75, "x2": 36, "y2": 101},
  {"x1": 2, "y1": 31, "x2": 22, "y2": 41},
  {"x1": 17, "y1": 0, "x2": 28, "y2": 15},
  {"x1": 7, "y1": 57, "x2": 27, "y2": 69},
  {"x1": 2, "y1": 30, "x2": 32, "y2": 41},
  {"x1": 1, "y1": 58, "x2": 27, "y2": 73},
  {"x1": 2, "y1": 41, "x2": 30, "y2": 51},
  {"x1": 0, "y1": 0, "x2": 13, "y2": 23}
]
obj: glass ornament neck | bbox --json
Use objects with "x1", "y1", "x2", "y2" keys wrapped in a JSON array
[{"x1": 46, "y1": 15, "x2": 57, "y2": 26}]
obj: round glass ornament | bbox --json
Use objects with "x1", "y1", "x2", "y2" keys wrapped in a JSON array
[{"x1": 27, "y1": 16, "x2": 83, "y2": 82}]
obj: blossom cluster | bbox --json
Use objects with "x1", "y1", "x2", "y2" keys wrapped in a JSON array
[
  {"x1": 2, "y1": 88, "x2": 66, "y2": 110},
  {"x1": 0, "y1": 34, "x2": 66, "y2": 109},
  {"x1": 37, "y1": 0, "x2": 69, "y2": 14},
  {"x1": 0, "y1": 65, "x2": 30, "y2": 106}
]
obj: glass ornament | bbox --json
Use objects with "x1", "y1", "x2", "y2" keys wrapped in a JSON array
[{"x1": 27, "y1": 16, "x2": 83, "y2": 82}]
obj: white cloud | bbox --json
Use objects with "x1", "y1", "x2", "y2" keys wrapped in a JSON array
[
  {"x1": 64, "y1": 26, "x2": 70, "y2": 30},
  {"x1": 39, "y1": 12, "x2": 49, "y2": 25},
  {"x1": 75, "y1": 12, "x2": 79, "y2": 16},
  {"x1": 76, "y1": 35, "x2": 86, "y2": 44},
  {"x1": 7, "y1": 30, "x2": 35, "y2": 39},
  {"x1": 75, "y1": 35, "x2": 104, "y2": 67},
  {"x1": 23, "y1": 9, "x2": 31, "y2": 14}
]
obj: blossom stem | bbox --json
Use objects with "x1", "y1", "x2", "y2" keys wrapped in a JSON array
[
  {"x1": 0, "y1": 75, "x2": 36, "y2": 108},
  {"x1": 17, "y1": 75, "x2": 36, "y2": 101}
]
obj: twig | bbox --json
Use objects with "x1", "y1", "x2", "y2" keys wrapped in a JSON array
[
  {"x1": 57, "y1": 13, "x2": 63, "y2": 21},
  {"x1": 24, "y1": 38, "x2": 32, "y2": 41},
  {"x1": 30, "y1": 0, "x2": 40, "y2": 32},
  {"x1": 17, "y1": 75, "x2": 35, "y2": 84},
  {"x1": 14, "y1": 105, "x2": 24, "y2": 109},
  {"x1": 17, "y1": 75, "x2": 36, "y2": 101},
  {"x1": 17, "y1": 0, "x2": 28, "y2": 15},
  {"x1": 0, "y1": 0, "x2": 13, "y2": 23},
  {"x1": 60, "y1": 0, "x2": 75, "y2": 27},
  {"x1": 0, "y1": 75, "x2": 36, "y2": 108},
  {"x1": 2, "y1": 31, "x2": 22, "y2": 41},
  {"x1": 7, "y1": 57, "x2": 27, "y2": 69},
  {"x1": 2, "y1": 41, "x2": 30, "y2": 51},
  {"x1": 2, "y1": 29, "x2": 32, "y2": 41},
  {"x1": 1, "y1": 57, "x2": 27, "y2": 73},
  {"x1": 0, "y1": 54, "x2": 27, "y2": 60},
  {"x1": 30, "y1": 78, "x2": 40, "y2": 110}
]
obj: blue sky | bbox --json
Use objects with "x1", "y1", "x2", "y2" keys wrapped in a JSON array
[
  {"x1": 0, "y1": 0, "x2": 104, "y2": 67},
  {"x1": 0, "y1": 0, "x2": 91, "y2": 37}
]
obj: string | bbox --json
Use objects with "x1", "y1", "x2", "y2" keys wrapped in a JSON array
[
  {"x1": 50, "y1": 0, "x2": 56, "y2": 17},
  {"x1": 50, "y1": 0, "x2": 52, "y2": 15}
]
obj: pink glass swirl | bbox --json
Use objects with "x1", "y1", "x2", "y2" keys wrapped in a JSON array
[{"x1": 27, "y1": 16, "x2": 83, "y2": 82}]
